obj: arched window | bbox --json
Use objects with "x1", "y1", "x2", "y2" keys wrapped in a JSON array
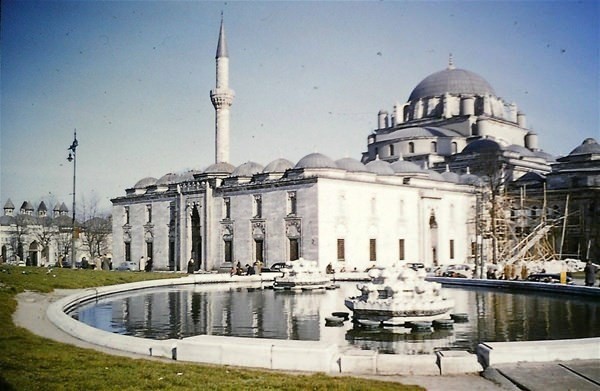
[
  {"x1": 408, "y1": 142, "x2": 415, "y2": 153},
  {"x1": 431, "y1": 141, "x2": 437, "y2": 153},
  {"x1": 451, "y1": 142, "x2": 457, "y2": 154},
  {"x1": 389, "y1": 144, "x2": 395, "y2": 156}
]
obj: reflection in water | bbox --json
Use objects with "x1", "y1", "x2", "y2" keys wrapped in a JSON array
[{"x1": 72, "y1": 282, "x2": 600, "y2": 354}]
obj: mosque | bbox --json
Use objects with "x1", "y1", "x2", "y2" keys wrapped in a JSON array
[{"x1": 111, "y1": 19, "x2": 590, "y2": 273}]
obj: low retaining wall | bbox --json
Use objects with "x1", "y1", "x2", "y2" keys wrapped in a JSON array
[
  {"x1": 427, "y1": 277, "x2": 600, "y2": 298},
  {"x1": 477, "y1": 337, "x2": 600, "y2": 367},
  {"x1": 46, "y1": 274, "x2": 597, "y2": 376}
]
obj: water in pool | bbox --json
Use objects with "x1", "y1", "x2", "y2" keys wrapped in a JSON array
[{"x1": 71, "y1": 282, "x2": 600, "y2": 354}]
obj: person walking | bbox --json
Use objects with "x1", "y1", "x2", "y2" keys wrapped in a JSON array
[{"x1": 584, "y1": 260, "x2": 598, "y2": 287}]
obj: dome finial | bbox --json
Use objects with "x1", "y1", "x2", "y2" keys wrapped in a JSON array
[{"x1": 448, "y1": 53, "x2": 455, "y2": 70}]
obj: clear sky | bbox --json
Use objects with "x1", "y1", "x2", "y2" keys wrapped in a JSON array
[{"x1": 1, "y1": 1, "x2": 598, "y2": 213}]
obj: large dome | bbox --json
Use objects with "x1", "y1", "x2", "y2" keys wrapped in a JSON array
[{"x1": 408, "y1": 68, "x2": 496, "y2": 102}]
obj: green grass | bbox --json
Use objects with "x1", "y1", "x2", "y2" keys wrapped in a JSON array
[{"x1": 0, "y1": 266, "x2": 422, "y2": 390}]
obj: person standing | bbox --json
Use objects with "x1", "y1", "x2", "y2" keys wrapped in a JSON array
[
  {"x1": 139, "y1": 256, "x2": 145, "y2": 272},
  {"x1": 187, "y1": 258, "x2": 195, "y2": 274},
  {"x1": 584, "y1": 261, "x2": 598, "y2": 287}
]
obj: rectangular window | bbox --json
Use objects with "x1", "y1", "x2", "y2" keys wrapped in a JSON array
[
  {"x1": 471, "y1": 241, "x2": 477, "y2": 256},
  {"x1": 255, "y1": 239, "x2": 264, "y2": 262},
  {"x1": 224, "y1": 198, "x2": 231, "y2": 219},
  {"x1": 399, "y1": 239, "x2": 405, "y2": 260},
  {"x1": 146, "y1": 205, "x2": 152, "y2": 223},
  {"x1": 369, "y1": 239, "x2": 377, "y2": 262},
  {"x1": 124, "y1": 207, "x2": 130, "y2": 225},
  {"x1": 146, "y1": 242, "x2": 153, "y2": 263},
  {"x1": 253, "y1": 195, "x2": 262, "y2": 218},
  {"x1": 289, "y1": 238, "x2": 299, "y2": 261},
  {"x1": 337, "y1": 239, "x2": 345, "y2": 261},
  {"x1": 224, "y1": 240, "x2": 233, "y2": 263},
  {"x1": 287, "y1": 192, "x2": 297, "y2": 215},
  {"x1": 125, "y1": 242, "x2": 131, "y2": 262},
  {"x1": 449, "y1": 239, "x2": 455, "y2": 260}
]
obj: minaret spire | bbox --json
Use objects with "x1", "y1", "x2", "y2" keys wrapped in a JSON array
[{"x1": 210, "y1": 15, "x2": 235, "y2": 163}]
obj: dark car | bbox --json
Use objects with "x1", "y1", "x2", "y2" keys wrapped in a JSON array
[
  {"x1": 526, "y1": 273, "x2": 573, "y2": 284},
  {"x1": 263, "y1": 262, "x2": 288, "y2": 273}
]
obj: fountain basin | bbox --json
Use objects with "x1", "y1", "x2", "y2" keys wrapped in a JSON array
[{"x1": 47, "y1": 273, "x2": 600, "y2": 375}]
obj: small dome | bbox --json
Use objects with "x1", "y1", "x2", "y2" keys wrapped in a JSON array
[
  {"x1": 460, "y1": 173, "x2": 483, "y2": 186},
  {"x1": 335, "y1": 157, "x2": 368, "y2": 172},
  {"x1": 390, "y1": 160, "x2": 424, "y2": 173},
  {"x1": 568, "y1": 138, "x2": 600, "y2": 156},
  {"x1": 178, "y1": 170, "x2": 202, "y2": 182},
  {"x1": 462, "y1": 138, "x2": 502, "y2": 154},
  {"x1": 156, "y1": 173, "x2": 179, "y2": 186},
  {"x1": 387, "y1": 126, "x2": 462, "y2": 139},
  {"x1": 134, "y1": 177, "x2": 157, "y2": 189},
  {"x1": 204, "y1": 162, "x2": 236, "y2": 174},
  {"x1": 506, "y1": 144, "x2": 535, "y2": 157},
  {"x1": 365, "y1": 160, "x2": 394, "y2": 175},
  {"x1": 441, "y1": 171, "x2": 461, "y2": 183},
  {"x1": 263, "y1": 158, "x2": 294, "y2": 173},
  {"x1": 232, "y1": 161, "x2": 264, "y2": 177},
  {"x1": 534, "y1": 150, "x2": 556, "y2": 162},
  {"x1": 295, "y1": 153, "x2": 337, "y2": 169},
  {"x1": 408, "y1": 68, "x2": 496, "y2": 102},
  {"x1": 515, "y1": 171, "x2": 545, "y2": 183},
  {"x1": 428, "y1": 170, "x2": 445, "y2": 181}
]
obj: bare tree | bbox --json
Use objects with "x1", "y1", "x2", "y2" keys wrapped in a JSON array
[
  {"x1": 8, "y1": 214, "x2": 32, "y2": 262},
  {"x1": 79, "y1": 194, "x2": 112, "y2": 261},
  {"x1": 30, "y1": 216, "x2": 56, "y2": 263},
  {"x1": 469, "y1": 148, "x2": 509, "y2": 265}
]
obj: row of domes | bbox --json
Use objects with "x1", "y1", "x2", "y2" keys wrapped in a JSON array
[{"x1": 133, "y1": 153, "x2": 483, "y2": 190}]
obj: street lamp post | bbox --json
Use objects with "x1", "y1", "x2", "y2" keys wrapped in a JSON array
[{"x1": 67, "y1": 129, "x2": 78, "y2": 269}]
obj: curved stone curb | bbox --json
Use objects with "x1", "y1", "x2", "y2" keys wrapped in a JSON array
[
  {"x1": 427, "y1": 277, "x2": 600, "y2": 297},
  {"x1": 58, "y1": 273, "x2": 600, "y2": 376}
]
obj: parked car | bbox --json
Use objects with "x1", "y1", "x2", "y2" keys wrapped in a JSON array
[
  {"x1": 407, "y1": 262, "x2": 425, "y2": 271},
  {"x1": 263, "y1": 262, "x2": 288, "y2": 273},
  {"x1": 441, "y1": 264, "x2": 473, "y2": 278},
  {"x1": 526, "y1": 273, "x2": 573, "y2": 284},
  {"x1": 115, "y1": 261, "x2": 138, "y2": 271}
]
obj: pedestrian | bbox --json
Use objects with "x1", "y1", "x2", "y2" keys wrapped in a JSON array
[
  {"x1": 187, "y1": 258, "x2": 195, "y2": 274},
  {"x1": 145, "y1": 257, "x2": 153, "y2": 272},
  {"x1": 246, "y1": 263, "x2": 255, "y2": 275},
  {"x1": 139, "y1": 256, "x2": 145, "y2": 272},
  {"x1": 583, "y1": 260, "x2": 598, "y2": 287}
]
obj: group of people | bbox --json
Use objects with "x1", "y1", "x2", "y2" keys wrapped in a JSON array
[
  {"x1": 138, "y1": 256, "x2": 153, "y2": 272},
  {"x1": 230, "y1": 260, "x2": 263, "y2": 276}
]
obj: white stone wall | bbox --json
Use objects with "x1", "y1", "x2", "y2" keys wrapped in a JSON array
[{"x1": 316, "y1": 178, "x2": 474, "y2": 272}]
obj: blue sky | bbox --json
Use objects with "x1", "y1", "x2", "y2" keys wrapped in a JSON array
[{"x1": 1, "y1": 1, "x2": 598, "y2": 212}]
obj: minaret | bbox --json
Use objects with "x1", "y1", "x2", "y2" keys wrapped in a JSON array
[{"x1": 210, "y1": 15, "x2": 235, "y2": 163}]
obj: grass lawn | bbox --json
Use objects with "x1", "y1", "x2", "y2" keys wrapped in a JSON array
[{"x1": 0, "y1": 266, "x2": 422, "y2": 390}]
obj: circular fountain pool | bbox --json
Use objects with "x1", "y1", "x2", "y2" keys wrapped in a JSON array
[{"x1": 69, "y1": 281, "x2": 600, "y2": 355}]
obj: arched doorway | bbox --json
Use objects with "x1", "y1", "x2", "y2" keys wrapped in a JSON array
[
  {"x1": 28, "y1": 241, "x2": 39, "y2": 266},
  {"x1": 191, "y1": 206, "x2": 202, "y2": 271}
]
